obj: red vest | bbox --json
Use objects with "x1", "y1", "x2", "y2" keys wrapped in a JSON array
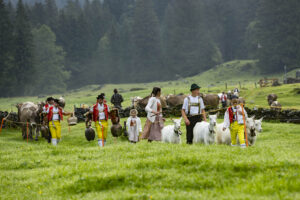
[
  {"x1": 93, "y1": 103, "x2": 109, "y2": 122},
  {"x1": 221, "y1": 95, "x2": 227, "y2": 101},
  {"x1": 48, "y1": 106, "x2": 63, "y2": 121},
  {"x1": 45, "y1": 104, "x2": 49, "y2": 109},
  {"x1": 228, "y1": 107, "x2": 236, "y2": 124}
]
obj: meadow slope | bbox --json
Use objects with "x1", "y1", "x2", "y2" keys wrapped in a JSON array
[
  {"x1": 0, "y1": 60, "x2": 300, "y2": 199},
  {"x1": 0, "y1": 119, "x2": 299, "y2": 200}
]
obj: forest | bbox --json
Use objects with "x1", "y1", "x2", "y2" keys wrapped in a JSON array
[{"x1": 0, "y1": 0, "x2": 299, "y2": 97}]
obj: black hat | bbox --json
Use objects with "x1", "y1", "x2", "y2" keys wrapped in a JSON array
[
  {"x1": 97, "y1": 94, "x2": 104, "y2": 100},
  {"x1": 190, "y1": 83, "x2": 201, "y2": 91},
  {"x1": 46, "y1": 97, "x2": 54, "y2": 102}
]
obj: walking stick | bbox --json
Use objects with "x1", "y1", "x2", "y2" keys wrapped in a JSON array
[
  {"x1": 0, "y1": 118, "x2": 5, "y2": 135},
  {"x1": 99, "y1": 121, "x2": 104, "y2": 147},
  {"x1": 240, "y1": 104, "x2": 249, "y2": 147},
  {"x1": 101, "y1": 123, "x2": 104, "y2": 147}
]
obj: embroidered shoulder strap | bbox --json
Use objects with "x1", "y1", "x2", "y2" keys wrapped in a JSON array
[
  {"x1": 188, "y1": 96, "x2": 191, "y2": 116},
  {"x1": 198, "y1": 96, "x2": 201, "y2": 115}
]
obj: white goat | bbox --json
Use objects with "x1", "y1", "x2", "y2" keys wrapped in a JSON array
[
  {"x1": 245, "y1": 117, "x2": 263, "y2": 146},
  {"x1": 193, "y1": 115, "x2": 217, "y2": 144},
  {"x1": 216, "y1": 116, "x2": 263, "y2": 146},
  {"x1": 216, "y1": 122, "x2": 231, "y2": 145},
  {"x1": 162, "y1": 118, "x2": 182, "y2": 144}
]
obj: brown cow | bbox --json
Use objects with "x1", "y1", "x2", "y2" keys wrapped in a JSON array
[
  {"x1": 271, "y1": 101, "x2": 282, "y2": 111},
  {"x1": 16, "y1": 102, "x2": 42, "y2": 140},
  {"x1": 137, "y1": 95, "x2": 167, "y2": 109},
  {"x1": 202, "y1": 94, "x2": 219, "y2": 109},
  {"x1": 267, "y1": 94, "x2": 278, "y2": 106},
  {"x1": 166, "y1": 94, "x2": 188, "y2": 107}
]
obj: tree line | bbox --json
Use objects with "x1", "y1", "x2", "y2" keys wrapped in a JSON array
[{"x1": 0, "y1": 0, "x2": 300, "y2": 97}]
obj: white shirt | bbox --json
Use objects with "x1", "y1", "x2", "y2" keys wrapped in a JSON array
[
  {"x1": 221, "y1": 94, "x2": 227, "y2": 101},
  {"x1": 223, "y1": 105, "x2": 248, "y2": 128},
  {"x1": 145, "y1": 97, "x2": 162, "y2": 123},
  {"x1": 46, "y1": 107, "x2": 64, "y2": 121},
  {"x1": 90, "y1": 103, "x2": 110, "y2": 120},
  {"x1": 43, "y1": 104, "x2": 52, "y2": 113},
  {"x1": 182, "y1": 95, "x2": 205, "y2": 115}
]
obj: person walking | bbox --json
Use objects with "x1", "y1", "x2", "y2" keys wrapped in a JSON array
[
  {"x1": 141, "y1": 87, "x2": 164, "y2": 142},
  {"x1": 90, "y1": 94, "x2": 110, "y2": 147},
  {"x1": 47, "y1": 99, "x2": 71, "y2": 146},
  {"x1": 222, "y1": 99, "x2": 248, "y2": 148},
  {"x1": 220, "y1": 92, "x2": 227, "y2": 108},
  {"x1": 182, "y1": 84, "x2": 206, "y2": 144},
  {"x1": 126, "y1": 109, "x2": 142, "y2": 143}
]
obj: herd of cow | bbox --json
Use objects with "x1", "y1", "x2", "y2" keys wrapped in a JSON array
[{"x1": 131, "y1": 93, "x2": 223, "y2": 110}]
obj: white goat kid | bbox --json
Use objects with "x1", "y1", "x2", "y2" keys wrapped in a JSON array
[
  {"x1": 193, "y1": 115, "x2": 217, "y2": 144},
  {"x1": 216, "y1": 122, "x2": 231, "y2": 145},
  {"x1": 162, "y1": 118, "x2": 182, "y2": 144}
]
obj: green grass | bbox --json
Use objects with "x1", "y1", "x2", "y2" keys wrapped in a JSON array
[
  {"x1": 0, "y1": 118, "x2": 299, "y2": 199},
  {"x1": 1, "y1": 60, "x2": 300, "y2": 199}
]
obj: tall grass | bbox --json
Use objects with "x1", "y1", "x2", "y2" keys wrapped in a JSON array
[{"x1": 0, "y1": 118, "x2": 299, "y2": 199}]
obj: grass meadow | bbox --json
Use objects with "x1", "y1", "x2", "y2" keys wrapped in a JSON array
[
  {"x1": 0, "y1": 118, "x2": 299, "y2": 200},
  {"x1": 0, "y1": 60, "x2": 300, "y2": 199}
]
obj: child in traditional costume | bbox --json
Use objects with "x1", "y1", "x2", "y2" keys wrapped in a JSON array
[
  {"x1": 47, "y1": 99, "x2": 71, "y2": 146},
  {"x1": 126, "y1": 109, "x2": 142, "y2": 143},
  {"x1": 223, "y1": 99, "x2": 248, "y2": 148},
  {"x1": 90, "y1": 94, "x2": 110, "y2": 147}
]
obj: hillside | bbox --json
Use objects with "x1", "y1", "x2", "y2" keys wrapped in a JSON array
[{"x1": 0, "y1": 60, "x2": 299, "y2": 111}]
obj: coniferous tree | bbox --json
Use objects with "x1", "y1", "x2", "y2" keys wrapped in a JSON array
[
  {"x1": 163, "y1": 0, "x2": 222, "y2": 77},
  {"x1": 256, "y1": 0, "x2": 300, "y2": 73},
  {"x1": 0, "y1": 0, "x2": 16, "y2": 96},
  {"x1": 132, "y1": 0, "x2": 163, "y2": 82},
  {"x1": 14, "y1": 0, "x2": 35, "y2": 96},
  {"x1": 32, "y1": 25, "x2": 69, "y2": 94}
]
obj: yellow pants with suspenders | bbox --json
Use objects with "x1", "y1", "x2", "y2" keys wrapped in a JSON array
[
  {"x1": 49, "y1": 121, "x2": 61, "y2": 139},
  {"x1": 95, "y1": 120, "x2": 108, "y2": 140},
  {"x1": 230, "y1": 121, "x2": 245, "y2": 145}
]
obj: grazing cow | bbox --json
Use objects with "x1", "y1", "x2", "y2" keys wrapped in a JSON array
[
  {"x1": 16, "y1": 102, "x2": 41, "y2": 140},
  {"x1": 267, "y1": 94, "x2": 278, "y2": 106},
  {"x1": 131, "y1": 96, "x2": 142, "y2": 108},
  {"x1": 162, "y1": 118, "x2": 182, "y2": 144},
  {"x1": 136, "y1": 95, "x2": 167, "y2": 109},
  {"x1": 202, "y1": 94, "x2": 219, "y2": 109},
  {"x1": 193, "y1": 115, "x2": 217, "y2": 144},
  {"x1": 271, "y1": 101, "x2": 282, "y2": 111},
  {"x1": 166, "y1": 94, "x2": 187, "y2": 107}
]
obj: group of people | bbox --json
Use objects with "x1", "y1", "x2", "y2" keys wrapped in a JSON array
[
  {"x1": 42, "y1": 84, "x2": 247, "y2": 148},
  {"x1": 220, "y1": 88, "x2": 240, "y2": 108}
]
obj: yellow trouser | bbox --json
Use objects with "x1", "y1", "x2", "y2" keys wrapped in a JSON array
[
  {"x1": 230, "y1": 121, "x2": 245, "y2": 145},
  {"x1": 95, "y1": 120, "x2": 108, "y2": 140},
  {"x1": 49, "y1": 121, "x2": 61, "y2": 139}
]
